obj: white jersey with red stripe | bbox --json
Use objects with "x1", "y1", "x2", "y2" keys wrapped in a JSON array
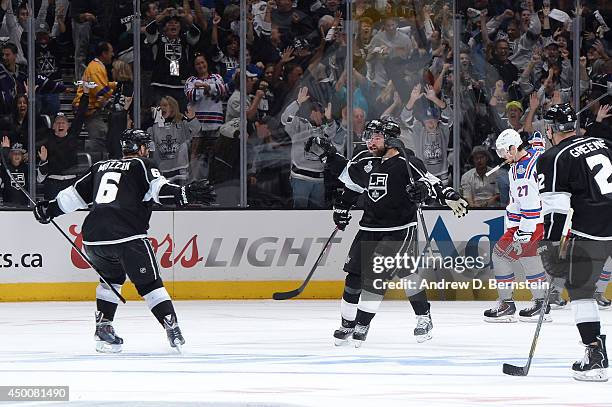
[
  {"x1": 505, "y1": 148, "x2": 543, "y2": 233},
  {"x1": 184, "y1": 74, "x2": 227, "y2": 131}
]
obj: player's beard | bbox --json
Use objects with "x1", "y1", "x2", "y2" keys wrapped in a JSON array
[{"x1": 368, "y1": 144, "x2": 386, "y2": 157}]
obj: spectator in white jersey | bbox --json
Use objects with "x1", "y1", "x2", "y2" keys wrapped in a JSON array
[
  {"x1": 147, "y1": 96, "x2": 200, "y2": 185},
  {"x1": 184, "y1": 54, "x2": 227, "y2": 179},
  {"x1": 281, "y1": 86, "x2": 335, "y2": 208},
  {"x1": 401, "y1": 83, "x2": 452, "y2": 184}
]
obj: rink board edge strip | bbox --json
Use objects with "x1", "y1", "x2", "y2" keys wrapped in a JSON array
[{"x1": 0, "y1": 281, "x2": 589, "y2": 302}]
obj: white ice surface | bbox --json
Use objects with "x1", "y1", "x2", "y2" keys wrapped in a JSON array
[{"x1": 0, "y1": 300, "x2": 610, "y2": 407}]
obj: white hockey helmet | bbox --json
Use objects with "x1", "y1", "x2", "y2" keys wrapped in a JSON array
[{"x1": 495, "y1": 129, "x2": 523, "y2": 158}]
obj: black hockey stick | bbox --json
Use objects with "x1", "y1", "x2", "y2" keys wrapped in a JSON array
[
  {"x1": 273, "y1": 227, "x2": 339, "y2": 300},
  {"x1": 502, "y1": 281, "x2": 552, "y2": 376},
  {"x1": 502, "y1": 208, "x2": 574, "y2": 376},
  {"x1": 0, "y1": 151, "x2": 126, "y2": 303},
  {"x1": 396, "y1": 144, "x2": 444, "y2": 293}
]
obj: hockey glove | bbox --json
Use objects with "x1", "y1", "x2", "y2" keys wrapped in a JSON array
[
  {"x1": 538, "y1": 240, "x2": 569, "y2": 278},
  {"x1": 513, "y1": 230, "x2": 532, "y2": 244},
  {"x1": 33, "y1": 200, "x2": 63, "y2": 224},
  {"x1": 304, "y1": 136, "x2": 337, "y2": 162},
  {"x1": 333, "y1": 201, "x2": 352, "y2": 231},
  {"x1": 178, "y1": 180, "x2": 216, "y2": 206},
  {"x1": 440, "y1": 188, "x2": 469, "y2": 218},
  {"x1": 406, "y1": 181, "x2": 432, "y2": 203}
]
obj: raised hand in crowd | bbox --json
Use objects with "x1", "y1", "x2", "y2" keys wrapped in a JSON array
[
  {"x1": 424, "y1": 84, "x2": 440, "y2": 102},
  {"x1": 596, "y1": 105, "x2": 612, "y2": 123},
  {"x1": 324, "y1": 102, "x2": 332, "y2": 122},
  {"x1": 185, "y1": 105, "x2": 196, "y2": 120},
  {"x1": 280, "y1": 47, "x2": 295, "y2": 64},
  {"x1": 1, "y1": 135, "x2": 9, "y2": 149},
  {"x1": 38, "y1": 146, "x2": 48, "y2": 162},
  {"x1": 529, "y1": 92, "x2": 539, "y2": 112},
  {"x1": 212, "y1": 11, "x2": 222, "y2": 26},
  {"x1": 406, "y1": 83, "x2": 422, "y2": 110},
  {"x1": 296, "y1": 87, "x2": 310, "y2": 106}
]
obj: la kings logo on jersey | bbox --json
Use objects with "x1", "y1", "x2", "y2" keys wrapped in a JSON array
[
  {"x1": 368, "y1": 173, "x2": 388, "y2": 202},
  {"x1": 10, "y1": 172, "x2": 25, "y2": 189}
]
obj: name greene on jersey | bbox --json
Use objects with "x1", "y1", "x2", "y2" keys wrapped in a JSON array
[{"x1": 568, "y1": 139, "x2": 607, "y2": 158}]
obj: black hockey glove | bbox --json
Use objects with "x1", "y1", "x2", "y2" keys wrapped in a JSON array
[
  {"x1": 304, "y1": 136, "x2": 337, "y2": 162},
  {"x1": 33, "y1": 200, "x2": 52, "y2": 224},
  {"x1": 440, "y1": 187, "x2": 469, "y2": 218},
  {"x1": 33, "y1": 200, "x2": 63, "y2": 224},
  {"x1": 538, "y1": 240, "x2": 569, "y2": 278},
  {"x1": 333, "y1": 200, "x2": 352, "y2": 231},
  {"x1": 406, "y1": 181, "x2": 432, "y2": 203},
  {"x1": 178, "y1": 180, "x2": 216, "y2": 206}
]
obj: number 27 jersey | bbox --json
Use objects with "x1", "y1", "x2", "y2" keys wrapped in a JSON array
[
  {"x1": 57, "y1": 157, "x2": 170, "y2": 245},
  {"x1": 505, "y1": 148, "x2": 543, "y2": 233}
]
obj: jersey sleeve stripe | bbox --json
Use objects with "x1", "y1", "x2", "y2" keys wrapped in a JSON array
[
  {"x1": 55, "y1": 186, "x2": 88, "y2": 213},
  {"x1": 540, "y1": 191, "x2": 571, "y2": 215},
  {"x1": 338, "y1": 166, "x2": 365, "y2": 193}
]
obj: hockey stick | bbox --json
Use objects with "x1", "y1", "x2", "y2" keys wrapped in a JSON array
[
  {"x1": 0, "y1": 151, "x2": 126, "y2": 304},
  {"x1": 396, "y1": 145, "x2": 444, "y2": 296},
  {"x1": 273, "y1": 227, "x2": 339, "y2": 300},
  {"x1": 485, "y1": 160, "x2": 510, "y2": 177},
  {"x1": 502, "y1": 208, "x2": 574, "y2": 376}
]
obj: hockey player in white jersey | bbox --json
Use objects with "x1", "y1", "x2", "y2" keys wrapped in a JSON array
[{"x1": 484, "y1": 129, "x2": 553, "y2": 322}]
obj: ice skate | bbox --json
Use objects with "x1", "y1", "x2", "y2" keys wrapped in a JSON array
[
  {"x1": 94, "y1": 311, "x2": 123, "y2": 353},
  {"x1": 548, "y1": 287, "x2": 567, "y2": 309},
  {"x1": 595, "y1": 292, "x2": 611, "y2": 310},
  {"x1": 333, "y1": 318, "x2": 355, "y2": 346},
  {"x1": 414, "y1": 312, "x2": 433, "y2": 343},
  {"x1": 352, "y1": 324, "x2": 370, "y2": 348},
  {"x1": 572, "y1": 335, "x2": 609, "y2": 382},
  {"x1": 163, "y1": 314, "x2": 185, "y2": 353},
  {"x1": 484, "y1": 300, "x2": 517, "y2": 322},
  {"x1": 519, "y1": 299, "x2": 552, "y2": 323}
]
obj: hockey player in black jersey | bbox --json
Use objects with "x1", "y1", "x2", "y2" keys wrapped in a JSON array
[
  {"x1": 309, "y1": 118, "x2": 468, "y2": 347},
  {"x1": 33, "y1": 129, "x2": 215, "y2": 353},
  {"x1": 537, "y1": 103, "x2": 610, "y2": 381}
]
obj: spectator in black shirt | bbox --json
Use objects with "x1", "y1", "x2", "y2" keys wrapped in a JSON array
[
  {"x1": 35, "y1": 22, "x2": 63, "y2": 117},
  {"x1": 487, "y1": 39, "x2": 519, "y2": 88},
  {"x1": 0, "y1": 136, "x2": 29, "y2": 207},
  {"x1": 145, "y1": 7, "x2": 200, "y2": 111},
  {"x1": 107, "y1": 60, "x2": 134, "y2": 159},
  {"x1": 37, "y1": 93, "x2": 89, "y2": 199}
]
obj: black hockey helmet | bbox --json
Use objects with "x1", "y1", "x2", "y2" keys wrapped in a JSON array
[
  {"x1": 380, "y1": 117, "x2": 401, "y2": 139},
  {"x1": 362, "y1": 119, "x2": 385, "y2": 142},
  {"x1": 543, "y1": 103, "x2": 577, "y2": 134},
  {"x1": 121, "y1": 129, "x2": 155, "y2": 154}
]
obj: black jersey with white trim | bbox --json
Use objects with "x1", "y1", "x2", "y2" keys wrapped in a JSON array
[
  {"x1": 537, "y1": 136, "x2": 612, "y2": 241},
  {"x1": 338, "y1": 150, "x2": 440, "y2": 230},
  {"x1": 55, "y1": 157, "x2": 170, "y2": 245}
]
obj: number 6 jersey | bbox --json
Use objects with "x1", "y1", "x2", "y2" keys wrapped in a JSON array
[
  {"x1": 51, "y1": 157, "x2": 171, "y2": 245},
  {"x1": 537, "y1": 136, "x2": 612, "y2": 241}
]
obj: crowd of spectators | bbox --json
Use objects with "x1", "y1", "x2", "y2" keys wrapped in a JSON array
[{"x1": 0, "y1": 0, "x2": 611, "y2": 210}]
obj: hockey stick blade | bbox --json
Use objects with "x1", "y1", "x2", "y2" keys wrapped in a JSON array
[
  {"x1": 273, "y1": 289, "x2": 302, "y2": 301},
  {"x1": 273, "y1": 227, "x2": 339, "y2": 300},
  {"x1": 502, "y1": 363, "x2": 529, "y2": 376}
]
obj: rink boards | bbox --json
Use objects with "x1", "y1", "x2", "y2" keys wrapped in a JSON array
[{"x1": 0, "y1": 208, "x2": 588, "y2": 301}]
